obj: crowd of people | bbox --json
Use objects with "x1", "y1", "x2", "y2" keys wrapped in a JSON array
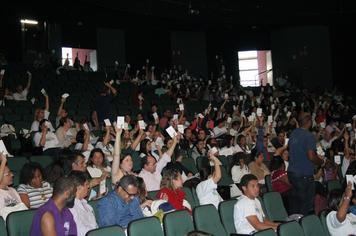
[{"x1": 0, "y1": 52, "x2": 356, "y2": 235}]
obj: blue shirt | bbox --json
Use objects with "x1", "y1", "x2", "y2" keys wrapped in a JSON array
[
  {"x1": 97, "y1": 190, "x2": 143, "y2": 228},
  {"x1": 287, "y1": 128, "x2": 316, "y2": 176}
]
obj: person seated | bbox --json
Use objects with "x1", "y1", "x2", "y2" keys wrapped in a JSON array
[
  {"x1": 30, "y1": 176, "x2": 77, "y2": 236},
  {"x1": 55, "y1": 117, "x2": 76, "y2": 148},
  {"x1": 269, "y1": 156, "x2": 292, "y2": 212},
  {"x1": 31, "y1": 93, "x2": 54, "y2": 132},
  {"x1": 86, "y1": 148, "x2": 111, "y2": 199},
  {"x1": 12, "y1": 71, "x2": 31, "y2": 101},
  {"x1": 139, "y1": 135, "x2": 178, "y2": 191},
  {"x1": 0, "y1": 154, "x2": 27, "y2": 220},
  {"x1": 17, "y1": 162, "x2": 53, "y2": 209},
  {"x1": 97, "y1": 175, "x2": 143, "y2": 228},
  {"x1": 74, "y1": 129, "x2": 94, "y2": 161},
  {"x1": 248, "y1": 150, "x2": 270, "y2": 184},
  {"x1": 33, "y1": 119, "x2": 60, "y2": 154},
  {"x1": 230, "y1": 153, "x2": 250, "y2": 197},
  {"x1": 68, "y1": 171, "x2": 98, "y2": 236},
  {"x1": 196, "y1": 149, "x2": 223, "y2": 209},
  {"x1": 326, "y1": 182, "x2": 356, "y2": 235},
  {"x1": 157, "y1": 168, "x2": 191, "y2": 212},
  {"x1": 234, "y1": 174, "x2": 280, "y2": 234}
]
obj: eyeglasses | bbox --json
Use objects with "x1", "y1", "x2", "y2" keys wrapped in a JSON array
[{"x1": 121, "y1": 186, "x2": 137, "y2": 197}]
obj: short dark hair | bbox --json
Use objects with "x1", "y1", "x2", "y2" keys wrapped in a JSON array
[
  {"x1": 87, "y1": 148, "x2": 107, "y2": 168},
  {"x1": 20, "y1": 162, "x2": 45, "y2": 185},
  {"x1": 116, "y1": 174, "x2": 138, "y2": 190},
  {"x1": 269, "y1": 156, "x2": 284, "y2": 172},
  {"x1": 52, "y1": 176, "x2": 76, "y2": 197},
  {"x1": 327, "y1": 189, "x2": 343, "y2": 211},
  {"x1": 239, "y1": 174, "x2": 258, "y2": 193},
  {"x1": 68, "y1": 170, "x2": 89, "y2": 187}
]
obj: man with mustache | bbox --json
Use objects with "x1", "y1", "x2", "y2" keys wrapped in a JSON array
[{"x1": 30, "y1": 176, "x2": 78, "y2": 236}]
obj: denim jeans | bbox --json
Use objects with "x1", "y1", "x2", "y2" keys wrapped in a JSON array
[{"x1": 288, "y1": 172, "x2": 315, "y2": 215}]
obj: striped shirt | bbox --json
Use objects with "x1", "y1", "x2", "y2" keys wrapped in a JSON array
[{"x1": 17, "y1": 182, "x2": 53, "y2": 209}]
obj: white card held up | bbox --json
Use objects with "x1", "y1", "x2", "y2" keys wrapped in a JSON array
[
  {"x1": 256, "y1": 98, "x2": 261, "y2": 104},
  {"x1": 177, "y1": 125, "x2": 184, "y2": 134},
  {"x1": 268, "y1": 115, "x2": 273, "y2": 124},
  {"x1": 284, "y1": 138, "x2": 289, "y2": 146},
  {"x1": 227, "y1": 117, "x2": 232, "y2": 123},
  {"x1": 346, "y1": 175, "x2": 355, "y2": 190},
  {"x1": 292, "y1": 102, "x2": 296, "y2": 107},
  {"x1": 320, "y1": 122, "x2": 326, "y2": 129},
  {"x1": 116, "y1": 116, "x2": 125, "y2": 128},
  {"x1": 224, "y1": 93, "x2": 229, "y2": 100},
  {"x1": 198, "y1": 113, "x2": 204, "y2": 119},
  {"x1": 286, "y1": 111, "x2": 291, "y2": 117},
  {"x1": 0, "y1": 140, "x2": 11, "y2": 156},
  {"x1": 239, "y1": 95, "x2": 243, "y2": 101},
  {"x1": 44, "y1": 110, "x2": 50, "y2": 120},
  {"x1": 30, "y1": 97, "x2": 36, "y2": 104},
  {"x1": 104, "y1": 119, "x2": 111, "y2": 127},
  {"x1": 41, "y1": 88, "x2": 47, "y2": 95},
  {"x1": 87, "y1": 166, "x2": 102, "y2": 178},
  {"x1": 248, "y1": 115, "x2": 254, "y2": 122},
  {"x1": 166, "y1": 126, "x2": 177, "y2": 138},
  {"x1": 62, "y1": 93, "x2": 69, "y2": 99},
  {"x1": 138, "y1": 120, "x2": 146, "y2": 130},
  {"x1": 256, "y1": 108, "x2": 262, "y2": 116},
  {"x1": 271, "y1": 104, "x2": 275, "y2": 110},
  {"x1": 210, "y1": 147, "x2": 218, "y2": 155},
  {"x1": 179, "y1": 104, "x2": 184, "y2": 111},
  {"x1": 173, "y1": 114, "x2": 179, "y2": 120},
  {"x1": 334, "y1": 155, "x2": 341, "y2": 165},
  {"x1": 109, "y1": 80, "x2": 114, "y2": 85},
  {"x1": 177, "y1": 98, "x2": 182, "y2": 104},
  {"x1": 83, "y1": 123, "x2": 89, "y2": 131},
  {"x1": 0, "y1": 69, "x2": 5, "y2": 75},
  {"x1": 153, "y1": 112, "x2": 159, "y2": 120},
  {"x1": 346, "y1": 123, "x2": 352, "y2": 128}
]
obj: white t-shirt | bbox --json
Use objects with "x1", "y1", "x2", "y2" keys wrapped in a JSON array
[
  {"x1": 69, "y1": 198, "x2": 98, "y2": 236},
  {"x1": 33, "y1": 131, "x2": 60, "y2": 151},
  {"x1": 326, "y1": 211, "x2": 356, "y2": 236},
  {"x1": 31, "y1": 117, "x2": 54, "y2": 132},
  {"x1": 12, "y1": 89, "x2": 28, "y2": 101},
  {"x1": 213, "y1": 126, "x2": 227, "y2": 138},
  {"x1": 230, "y1": 165, "x2": 250, "y2": 198},
  {"x1": 196, "y1": 178, "x2": 223, "y2": 209},
  {"x1": 234, "y1": 195, "x2": 265, "y2": 234}
]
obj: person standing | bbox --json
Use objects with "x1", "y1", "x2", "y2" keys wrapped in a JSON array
[{"x1": 287, "y1": 113, "x2": 323, "y2": 215}]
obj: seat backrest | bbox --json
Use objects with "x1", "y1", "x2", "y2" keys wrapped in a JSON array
[
  {"x1": 254, "y1": 228, "x2": 278, "y2": 236},
  {"x1": 218, "y1": 199, "x2": 237, "y2": 235},
  {"x1": 183, "y1": 187, "x2": 198, "y2": 208},
  {"x1": 0, "y1": 217, "x2": 7, "y2": 236},
  {"x1": 6, "y1": 209, "x2": 36, "y2": 236},
  {"x1": 278, "y1": 221, "x2": 305, "y2": 236},
  {"x1": 300, "y1": 214, "x2": 326, "y2": 236},
  {"x1": 319, "y1": 210, "x2": 331, "y2": 236},
  {"x1": 262, "y1": 192, "x2": 288, "y2": 221},
  {"x1": 86, "y1": 225, "x2": 125, "y2": 236},
  {"x1": 29, "y1": 155, "x2": 56, "y2": 169},
  {"x1": 128, "y1": 216, "x2": 164, "y2": 236},
  {"x1": 265, "y1": 175, "x2": 273, "y2": 192},
  {"x1": 193, "y1": 204, "x2": 228, "y2": 236},
  {"x1": 163, "y1": 210, "x2": 194, "y2": 236},
  {"x1": 147, "y1": 190, "x2": 159, "y2": 200},
  {"x1": 327, "y1": 180, "x2": 342, "y2": 192},
  {"x1": 181, "y1": 158, "x2": 198, "y2": 174}
]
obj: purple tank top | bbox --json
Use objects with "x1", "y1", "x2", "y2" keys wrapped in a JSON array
[{"x1": 30, "y1": 198, "x2": 77, "y2": 236}]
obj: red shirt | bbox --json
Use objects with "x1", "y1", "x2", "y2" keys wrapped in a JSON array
[
  {"x1": 271, "y1": 170, "x2": 291, "y2": 193},
  {"x1": 157, "y1": 187, "x2": 190, "y2": 212}
]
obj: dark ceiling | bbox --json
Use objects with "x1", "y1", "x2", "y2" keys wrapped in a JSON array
[{"x1": 6, "y1": 0, "x2": 356, "y2": 30}]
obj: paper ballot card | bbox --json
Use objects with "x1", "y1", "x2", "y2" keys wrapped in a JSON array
[
  {"x1": 179, "y1": 104, "x2": 184, "y2": 111},
  {"x1": 0, "y1": 140, "x2": 10, "y2": 156},
  {"x1": 104, "y1": 119, "x2": 111, "y2": 127},
  {"x1": 115, "y1": 117, "x2": 123, "y2": 128},
  {"x1": 178, "y1": 125, "x2": 184, "y2": 134},
  {"x1": 286, "y1": 111, "x2": 291, "y2": 117},
  {"x1": 173, "y1": 114, "x2": 179, "y2": 120},
  {"x1": 210, "y1": 147, "x2": 218, "y2": 155},
  {"x1": 198, "y1": 113, "x2": 204, "y2": 119},
  {"x1": 83, "y1": 123, "x2": 89, "y2": 131},
  {"x1": 41, "y1": 88, "x2": 47, "y2": 95},
  {"x1": 153, "y1": 112, "x2": 159, "y2": 120},
  {"x1": 109, "y1": 80, "x2": 114, "y2": 85},
  {"x1": 227, "y1": 117, "x2": 232, "y2": 123},
  {"x1": 284, "y1": 138, "x2": 289, "y2": 146},
  {"x1": 224, "y1": 93, "x2": 229, "y2": 100},
  {"x1": 177, "y1": 98, "x2": 182, "y2": 104},
  {"x1": 138, "y1": 120, "x2": 146, "y2": 129},
  {"x1": 166, "y1": 126, "x2": 177, "y2": 138},
  {"x1": 271, "y1": 104, "x2": 275, "y2": 110},
  {"x1": 239, "y1": 95, "x2": 243, "y2": 101},
  {"x1": 256, "y1": 108, "x2": 263, "y2": 116},
  {"x1": 62, "y1": 93, "x2": 69, "y2": 99},
  {"x1": 0, "y1": 69, "x2": 5, "y2": 75},
  {"x1": 320, "y1": 122, "x2": 326, "y2": 129},
  {"x1": 268, "y1": 115, "x2": 273, "y2": 124},
  {"x1": 346, "y1": 175, "x2": 355, "y2": 190},
  {"x1": 292, "y1": 102, "x2": 296, "y2": 107},
  {"x1": 256, "y1": 98, "x2": 261, "y2": 104},
  {"x1": 334, "y1": 155, "x2": 341, "y2": 165}
]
